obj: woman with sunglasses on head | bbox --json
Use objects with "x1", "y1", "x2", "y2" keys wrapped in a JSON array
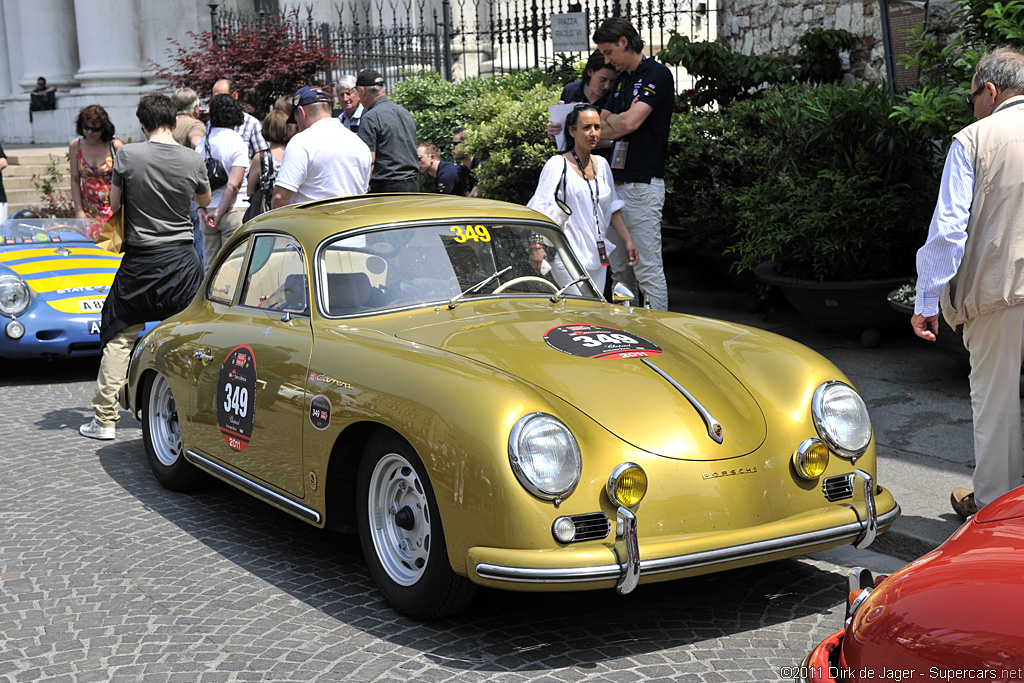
[
  {"x1": 70, "y1": 105, "x2": 124, "y2": 239},
  {"x1": 527, "y1": 104, "x2": 638, "y2": 294}
]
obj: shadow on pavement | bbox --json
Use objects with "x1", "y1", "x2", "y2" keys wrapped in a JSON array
[{"x1": 96, "y1": 440, "x2": 851, "y2": 672}]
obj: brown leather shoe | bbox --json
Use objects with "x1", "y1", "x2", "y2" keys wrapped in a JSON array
[{"x1": 951, "y1": 487, "x2": 978, "y2": 520}]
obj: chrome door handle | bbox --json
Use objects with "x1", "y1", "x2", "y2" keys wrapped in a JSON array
[{"x1": 194, "y1": 349, "x2": 213, "y2": 365}]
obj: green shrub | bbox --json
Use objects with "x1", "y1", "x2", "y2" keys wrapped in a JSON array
[
  {"x1": 663, "y1": 100, "x2": 775, "y2": 253},
  {"x1": 392, "y1": 72, "x2": 561, "y2": 204},
  {"x1": 659, "y1": 28, "x2": 857, "y2": 107},
  {"x1": 665, "y1": 80, "x2": 939, "y2": 281},
  {"x1": 461, "y1": 82, "x2": 561, "y2": 204},
  {"x1": 729, "y1": 170, "x2": 923, "y2": 281}
]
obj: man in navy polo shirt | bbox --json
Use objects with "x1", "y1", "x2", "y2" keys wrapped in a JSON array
[
  {"x1": 593, "y1": 17, "x2": 674, "y2": 310},
  {"x1": 416, "y1": 141, "x2": 468, "y2": 195}
]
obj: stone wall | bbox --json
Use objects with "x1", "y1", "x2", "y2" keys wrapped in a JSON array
[{"x1": 717, "y1": 0, "x2": 950, "y2": 84}]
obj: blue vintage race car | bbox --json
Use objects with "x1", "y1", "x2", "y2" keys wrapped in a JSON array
[{"x1": 0, "y1": 217, "x2": 122, "y2": 358}]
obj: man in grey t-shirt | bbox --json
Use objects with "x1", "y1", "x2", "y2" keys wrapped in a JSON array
[{"x1": 80, "y1": 94, "x2": 211, "y2": 442}]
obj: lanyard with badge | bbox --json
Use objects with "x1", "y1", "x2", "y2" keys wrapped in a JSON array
[
  {"x1": 570, "y1": 148, "x2": 609, "y2": 267},
  {"x1": 611, "y1": 57, "x2": 646, "y2": 170}
]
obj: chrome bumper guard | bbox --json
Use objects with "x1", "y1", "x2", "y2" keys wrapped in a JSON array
[{"x1": 476, "y1": 501, "x2": 900, "y2": 590}]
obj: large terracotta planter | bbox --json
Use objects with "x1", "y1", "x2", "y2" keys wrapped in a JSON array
[{"x1": 754, "y1": 261, "x2": 910, "y2": 344}]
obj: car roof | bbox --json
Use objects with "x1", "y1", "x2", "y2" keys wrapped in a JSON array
[{"x1": 238, "y1": 194, "x2": 553, "y2": 243}]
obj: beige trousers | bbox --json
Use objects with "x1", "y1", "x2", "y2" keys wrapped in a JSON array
[
  {"x1": 962, "y1": 304, "x2": 1024, "y2": 507},
  {"x1": 91, "y1": 324, "x2": 145, "y2": 426},
  {"x1": 201, "y1": 206, "x2": 245, "y2": 274}
]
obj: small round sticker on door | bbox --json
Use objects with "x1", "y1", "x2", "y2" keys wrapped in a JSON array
[
  {"x1": 216, "y1": 345, "x2": 258, "y2": 451},
  {"x1": 309, "y1": 394, "x2": 331, "y2": 430},
  {"x1": 543, "y1": 324, "x2": 662, "y2": 359}
]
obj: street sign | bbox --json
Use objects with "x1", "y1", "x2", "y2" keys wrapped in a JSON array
[
  {"x1": 879, "y1": 0, "x2": 928, "y2": 95},
  {"x1": 551, "y1": 12, "x2": 590, "y2": 53}
]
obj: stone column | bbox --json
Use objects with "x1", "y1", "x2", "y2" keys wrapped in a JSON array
[
  {"x1": 71, "y1": 0, "x2": 145, "y2": 94},
  {"x1": 15, "y1": 0, "x2": 79, "y2": 91},
  {"x1": 0, "y1": 0, "x2": 13, "y2": 98},
  {"x1": 137, "y1": 0, "x2": 204, "y2": 84},
  {"x1": 3, "y1": 0, "x2": 24, "y2": 96}
]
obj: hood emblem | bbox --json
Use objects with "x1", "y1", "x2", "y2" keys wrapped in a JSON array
[{"x1": 641, "y1": 359, "x2": 724, "y2": 444}]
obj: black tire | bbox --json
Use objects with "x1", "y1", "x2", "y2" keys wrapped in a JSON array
[
  {"x1": 142, "y1": 372, "x2": 205, "y2": 491},
  {"x1": 356, "y1": 431, "x2": 476, "y2": 619}
]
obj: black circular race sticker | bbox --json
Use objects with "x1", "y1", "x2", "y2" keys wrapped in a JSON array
[
  {"x1": 544, "y1": 324, "x2": 662, "y2": 360},
  {"x1": 309, "y1": 395, "x2": 331, "y2": 431},
  {"x1": 216, "y1": 345, "x2": 258, "y2": 452}
]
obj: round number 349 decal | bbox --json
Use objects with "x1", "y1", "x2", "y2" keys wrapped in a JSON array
[
  {"x1": 543, "y1": 324, "x2": 662, "y2": 359},
  {"x1": 216, "y1": 345, "x2": 258, "y2": 451}
]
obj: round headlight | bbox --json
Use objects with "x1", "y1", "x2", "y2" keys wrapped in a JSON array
[
  {"x1": 508, "y1": 413, "x2": 581, "y2": 500},
  {"x1": 793, "y1": 438, "x2": 829, "y2": 479},
  {"x1": 606, "y1": 462, "x2": 647, "y2": 507},
  {"x1": 812, "y1": 381, "x2": 872, "y2": 458},
  {"x1": 0, "y1": 274, "x2": 30, "y2": 316}
]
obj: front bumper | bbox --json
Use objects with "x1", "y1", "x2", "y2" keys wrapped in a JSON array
[
  {"x1": 800, "y1": 628, "x2": 846, "y2": 682},
  {"x1": 470, "y1": 482, "x2": 899, "y2": 591},
  {"x1": 0, "y1": 313, "x2": 103, "y2": 358}
]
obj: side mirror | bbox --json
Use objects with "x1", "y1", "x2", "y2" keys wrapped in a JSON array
[{"x1": 611, "y1": 282, "x2": 635, "y2": 305}]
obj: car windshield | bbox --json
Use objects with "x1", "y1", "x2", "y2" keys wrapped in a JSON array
[
  {"x1": 0, "y1": 218, "x2": 97, "y2": 244},
  {"x1": 316, "y1": 221, "x2": 601, "y2": 317}
]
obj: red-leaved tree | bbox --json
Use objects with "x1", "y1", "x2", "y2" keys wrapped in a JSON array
[{"x1": 156, "y1": 12, "x2": 339, "y2": 118}]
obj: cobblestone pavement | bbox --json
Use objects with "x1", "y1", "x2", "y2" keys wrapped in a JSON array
[{"x1": 1, "y1": 359, "x2": 863, "y2": 683}]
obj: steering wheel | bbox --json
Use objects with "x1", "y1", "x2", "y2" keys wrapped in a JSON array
[
  {"x1": 493, "y1": 276, "x2": 560, "y2": 294},
  {"x1": 43, "y1": 223, "x2": 91, "y2": 238}
]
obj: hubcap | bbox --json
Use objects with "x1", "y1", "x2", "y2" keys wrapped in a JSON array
[
  {"x1": 367, "y1": 453, "x2": 431, "y2": 586},
  {"x1": 149, "y1": 375, "x2": 181, "y2": 467}
]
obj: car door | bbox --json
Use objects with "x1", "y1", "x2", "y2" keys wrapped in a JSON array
[{"x1": 190, "y1": 234, "x2": 312, "y2": 497}]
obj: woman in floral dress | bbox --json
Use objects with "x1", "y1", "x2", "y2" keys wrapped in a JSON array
[{"x1": 69, "y1": 105, "x2": 124, "y2": 239}]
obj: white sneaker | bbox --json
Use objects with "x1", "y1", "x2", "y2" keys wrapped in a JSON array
[{"x1": 79, "y1": 418, "x2": 115, "y2": 440}]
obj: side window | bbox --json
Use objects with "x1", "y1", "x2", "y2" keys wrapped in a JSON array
[
  {"x1": 239, "y1": 235, "x2": 308, "y2": 314},
  {"x1": 319, "y1": 244, "x2": 389, "y2": 316},
  {"x1": 208, "y1": 238, "x2": 250, "y2": 304}
]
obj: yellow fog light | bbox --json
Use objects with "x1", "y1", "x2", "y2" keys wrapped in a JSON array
[
  {"x1": 606, "y1": 463, "x2": 647, "y2": 507},
  {"x1": 793, "y1": 438, "x2": 830, "y2": 479}
]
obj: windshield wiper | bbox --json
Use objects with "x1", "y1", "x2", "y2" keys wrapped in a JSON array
[
  {"x1": 550, "y1": 275, "x2": 589, "y2": 303},
  {"x1": 448, "y1": 265, "x2": 512, "y2": 309}
]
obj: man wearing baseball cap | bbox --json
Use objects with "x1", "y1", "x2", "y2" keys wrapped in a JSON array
[
  {"x1": 354, "y1": 70, "x2": 420, "y2": 193},
  {"x1": 272, "y1": 85, "x2": 372, "y2": 208}
]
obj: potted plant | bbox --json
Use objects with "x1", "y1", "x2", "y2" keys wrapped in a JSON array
[{"x1": 723, "y1": 83, "x2": 940, "y2": 345}]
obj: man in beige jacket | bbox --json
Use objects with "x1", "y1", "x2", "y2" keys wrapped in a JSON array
[{"x1": 912, "y1": 47, "x2": 1024, "y2": 519}]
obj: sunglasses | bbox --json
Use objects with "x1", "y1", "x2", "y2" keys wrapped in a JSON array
[
  {"x1": 965, "y1": 84, "x2": 987, "y2": 113},
  {"x1": 83, "y1": 124, "x2": 102, "y2": 132}
]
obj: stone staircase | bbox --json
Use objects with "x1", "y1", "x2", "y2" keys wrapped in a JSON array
[{"x1": 3, "y1": 146, "x2": 73, "y2": 216}]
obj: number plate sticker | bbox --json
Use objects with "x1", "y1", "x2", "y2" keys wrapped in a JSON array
[
  {"x1": 543, "y1": 324, "x2": 662, "y2": 359},
  {"x1": 87, "y1": 320, "x2": 101, "y2": 335},
  {"x1": 216, "y1": 345, "x2": 258, "y2": 451},
  {"x1": 309, "y1": 394, "x2": 331, "y2": 431},
  {"x1": 79, "y1": 299, "x2": 105, "y2": 312}
]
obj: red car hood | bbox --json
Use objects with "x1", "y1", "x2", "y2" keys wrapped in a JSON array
[
  {"x1": 842, "y1": 487, "x2": 1024, "y2": 672},
  {"x1": 396, "y1": 309, "x2": 767, "y2": 461}
]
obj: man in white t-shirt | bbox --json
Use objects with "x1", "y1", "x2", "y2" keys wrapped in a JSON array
[{"x1": 271, "y1": 86, "x2": 371, "y2": 208}]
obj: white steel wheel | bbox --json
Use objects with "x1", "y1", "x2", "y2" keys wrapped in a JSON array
[
  {"x1": 356, "y1": 431, "x2": 476, "y2": 619},
  {"x1": 366, "y1": 453, "x2": 432, "y2": 586},
  {"x1": 148, "y1": 374, "x2": 181, "y2": 466},
  {"x1": 143, "y1": 372, "x2": 204, "y2": 491}
]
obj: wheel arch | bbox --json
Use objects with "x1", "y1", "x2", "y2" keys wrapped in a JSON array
[{"x1": 324, "y1": 421, "x2": 402, "y2": 533}]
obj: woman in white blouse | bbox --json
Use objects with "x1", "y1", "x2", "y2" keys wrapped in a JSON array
[{"x1": 528, "y1": 104, "x2": 637, "y2": 294}]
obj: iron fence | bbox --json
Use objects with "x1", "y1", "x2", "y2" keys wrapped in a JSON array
[{"x1": 216, "y1": 0, "x2": 716, "y2": 92}]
